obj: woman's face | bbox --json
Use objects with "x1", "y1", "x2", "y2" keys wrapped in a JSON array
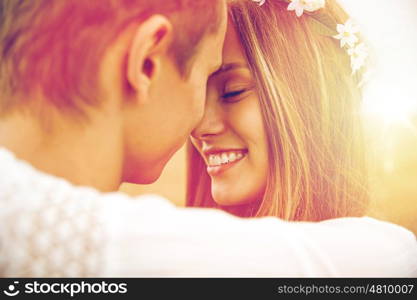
[{"x1": 191, "y1": 22, "x2": 269, "y2": 206}]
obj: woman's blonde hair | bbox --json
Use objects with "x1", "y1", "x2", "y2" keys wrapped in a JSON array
[{"x1": 187, "y1": 0, "x2": 369, "y2": 220}]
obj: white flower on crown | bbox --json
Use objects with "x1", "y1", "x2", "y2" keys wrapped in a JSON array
[
  {"x1": 348, "y1": 43, "x2": 368, "y2": 74},
  {"x1": 252, "y1": 0, "x2": 266, "y2": 6},
  {"x1": 287, "y1": 0, "x2": 325, "y2": 17},
  {"x1": 333, "y1": 19, "x2": 359, "y2": 48}
]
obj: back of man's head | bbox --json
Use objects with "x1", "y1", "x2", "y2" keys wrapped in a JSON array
[{"x1": 0, "y1": 0, "x2": 222, "y2": 116}]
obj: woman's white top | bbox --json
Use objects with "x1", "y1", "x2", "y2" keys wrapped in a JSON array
[{"x1": 0, "y1": 147, "x2": 416, "y2": 277}]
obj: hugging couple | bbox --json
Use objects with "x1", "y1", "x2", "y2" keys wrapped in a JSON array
[{"x1": 0, "y1": 0, "x2": 416, "y2": 277}]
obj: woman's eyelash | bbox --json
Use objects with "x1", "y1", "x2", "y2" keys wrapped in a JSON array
[{"x1": 222, "y1": 89, "x2": 246, "y2": 99}]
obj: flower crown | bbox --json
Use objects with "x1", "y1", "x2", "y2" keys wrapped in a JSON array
[{"x1": 251, "y1": 0, "x2": 368, "y2": 74}]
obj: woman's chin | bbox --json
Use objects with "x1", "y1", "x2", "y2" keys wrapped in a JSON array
[
  {"x1": 211, "y1": 191, "x2": 256, "y2": 207},
  {"x1": 211, "y1": 183, "x2": 265, "y2": 208}
]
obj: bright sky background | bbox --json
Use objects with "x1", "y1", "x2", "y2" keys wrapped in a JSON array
[{"x1": 339, "y1": 0, "x2": 417, "y2": 126}]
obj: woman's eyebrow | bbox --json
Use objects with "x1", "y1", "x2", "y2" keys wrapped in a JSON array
[{"x1": 211, "y1": 62, "x2": 248, "y2": 77}]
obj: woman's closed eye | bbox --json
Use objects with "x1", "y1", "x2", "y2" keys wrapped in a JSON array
[
  {"x1": 221, "y1": 86, "x2": 253, "y2": 103},
  {"x1": 222, "y1": 89, "x2": 246, "y2": 101},
  {"x1": 218, "y1": 73, "x2": 254, "y2": 103}
]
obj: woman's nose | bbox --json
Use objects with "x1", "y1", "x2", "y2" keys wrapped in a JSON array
[{"x1": 191, "y1": 99, "x2": 226, "y2": 140}]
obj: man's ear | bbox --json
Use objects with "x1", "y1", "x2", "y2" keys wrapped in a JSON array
[{"x1": 127, "y1": 15, "x2": 173, "y2": 103}]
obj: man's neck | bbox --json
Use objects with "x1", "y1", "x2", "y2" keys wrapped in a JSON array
[{"x1": 0, "y1": 111, "x2": 124, "y2": 192}]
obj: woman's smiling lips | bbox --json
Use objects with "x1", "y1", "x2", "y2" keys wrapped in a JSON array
[{"x1": 203, "y1": 148, "x2": 248, "y2": 176}]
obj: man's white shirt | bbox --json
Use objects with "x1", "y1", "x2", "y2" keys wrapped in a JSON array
[{"x1": 0, "y1": 147, "x2": 416, "y2": 277}]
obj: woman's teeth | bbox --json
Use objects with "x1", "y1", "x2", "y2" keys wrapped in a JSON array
[{"x1": 208, "y1": 151, "x2": 245, "y2": 166}]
